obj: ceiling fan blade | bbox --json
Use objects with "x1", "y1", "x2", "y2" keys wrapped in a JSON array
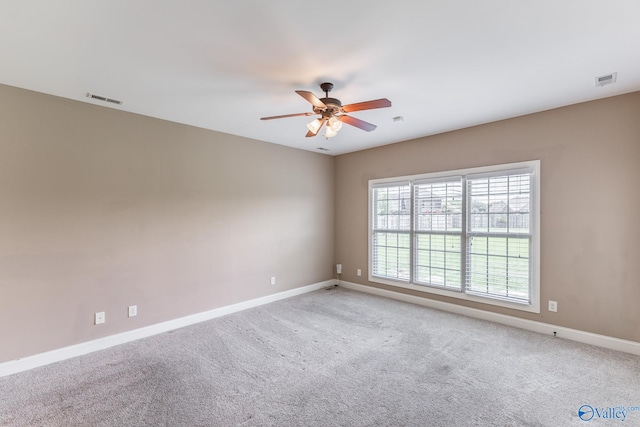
[
  {"x1": 305, "y1": 118, "x2": 326, "y2": 137},
  {"x1": 260, "y1": 112, "x2": 316, "y2": 120},
  {"x1": 339, "y1": 115, "x2": 377, "y2": 132},
  {"x1": 342, "y1": 98, "x2": 391, "y2": 113},
  {"x1": 296, "y1": 90, "x2": 327, "y2": 109}
]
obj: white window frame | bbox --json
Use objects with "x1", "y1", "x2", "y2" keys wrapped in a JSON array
[{"x1": 368, "y1": 160, "x2": 540, "y2": 313}]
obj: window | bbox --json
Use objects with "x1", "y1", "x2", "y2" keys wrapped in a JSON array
[
  {"x1": 466, "y1": 170, "x2": 531, "y2": 303},
  {"x1": 414, "y1": 178, "x2": 462, "y2": 290},
  {"x1": 371, "y1": 183, "x2": 411, "y2": 281},
  {"x1": 369, "y1": 161, "x2": 540, "y2": 313}
]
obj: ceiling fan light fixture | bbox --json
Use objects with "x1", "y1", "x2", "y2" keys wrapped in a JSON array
[
  {"x1": 328, "y1": 116, "x2": 343, "y2": 132},
  {"x1": 325, "y1": 127, "x2": 338, "y2": 138},
  {"x1": 307, "y1": 118, "x2": 323, "y2": 134}
]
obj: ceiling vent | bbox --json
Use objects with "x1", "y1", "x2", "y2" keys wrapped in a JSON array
[
  {"x1": 86, "y1": 92, "x2": 124, "y2": 105},
  {"x1": 595, "y1": 73, "x2": 617, "y2": 87}
]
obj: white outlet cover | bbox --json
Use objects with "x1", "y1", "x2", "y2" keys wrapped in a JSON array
[
  {"x1": 270, "y1": 277, "x2": 276, "y2": 285},
  {"x1": 95, "y1": 312, "x2": 105, "y2": 325},
  {"x1": 128, "y1": 305, "x2": 137, "y2": 317},
  {"x1": 548, "y1": 301, "x2": 558, "y2": 312},
  {"x1": 357, "y1": 269, "x2": 362, "y2": 276}
]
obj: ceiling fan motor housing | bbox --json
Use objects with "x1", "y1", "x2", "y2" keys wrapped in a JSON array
[{"x1": 315, "y1": 97, "x2": 342, "y2": 116}]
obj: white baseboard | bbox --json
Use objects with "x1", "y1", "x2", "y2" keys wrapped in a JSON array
[
  {"x1": 339, "y1": 281, "x2": 640, "y2": 356},
  {"x1": 0, "y1": 280, "x2": 334, "y2": 378}
]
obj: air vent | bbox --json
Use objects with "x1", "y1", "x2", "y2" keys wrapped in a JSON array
[
  {"x1": 595, "y1": 72, "x2": 617, "y2": 87},
  {"x1": 316, "y1": 147, "x2": 330, "y2": 151},
  {"x1": 86, "y1": 92, "x2": 124, "y2": 105}
]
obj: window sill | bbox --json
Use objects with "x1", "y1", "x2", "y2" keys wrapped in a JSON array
[{"x1": 368, "y1": 275, "x2": 540, "y2": 314}]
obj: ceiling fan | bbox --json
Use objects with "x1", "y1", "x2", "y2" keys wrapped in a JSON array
[{"x1": 260, "y1": 82, "x2": 392, "y2": 138}]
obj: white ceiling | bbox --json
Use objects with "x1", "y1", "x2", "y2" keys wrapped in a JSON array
[{"x1": 1, "y1": 1, "x2": 639, "y2": 156}]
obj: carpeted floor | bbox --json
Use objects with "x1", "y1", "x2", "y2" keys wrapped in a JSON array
[{"x1": 1, "y1": 287, "x2": 639, "y2": 426}]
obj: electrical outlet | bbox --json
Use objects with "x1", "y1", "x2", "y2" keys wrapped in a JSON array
[
  {"x1": 357, "y1": 268, "x2": 362, "y2": 276},
  {"x1": 336, "y1": 264, "x2": 342, "y2": 274},
  {"x1": 270, "y1": 276, "x2": 276, "y2": 285},
  {"x1": 548, "y1": 300, "x2": 558, "y2": 312},
  {"x1": 95, "y1": 312, "x2": 105, "y2": 325},
  {"x1": 128, "y1": 305, "x2": 137, "y2": 317}
]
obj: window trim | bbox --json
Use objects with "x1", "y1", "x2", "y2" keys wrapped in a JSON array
[{"x1": 368, "y1": 160, "x2": 540, "y2": 314}]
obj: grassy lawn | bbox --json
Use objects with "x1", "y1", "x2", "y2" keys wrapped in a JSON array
[{"x1": 373, "y1": 232, "x2": 530, "y2": 300}]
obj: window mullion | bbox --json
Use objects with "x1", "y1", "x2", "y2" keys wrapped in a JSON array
[
  {"x1": 461, "y1": 176, "x2": 468, "y2": 293},
  {"x1": 506, "y1": 177, "x2": 510, "y2": 297},
  {"x1": 409, "y1": 183, "x2": 418, "y2": 283}
]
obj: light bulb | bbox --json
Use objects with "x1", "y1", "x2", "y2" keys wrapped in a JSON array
[
  {"x1": 307, "y1": 118, "x2": 322, "y2": 134},
  {"x1": 325, "y1": 127, "x2": 337, "y2": 138},
  {"x1": 328, "y1": 116, "x2": 343, "y2": 132}
]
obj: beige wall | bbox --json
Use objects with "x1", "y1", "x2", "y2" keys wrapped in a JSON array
[
  {"x1": 2, "y1": 83, "x2": 638, "y2": 365},
  {"x1": 0, "y1": 84, "x2": 335, "y2": 363},
  {"x1": 335, "y1": 92, "x2": 640, "y2": 342}
]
